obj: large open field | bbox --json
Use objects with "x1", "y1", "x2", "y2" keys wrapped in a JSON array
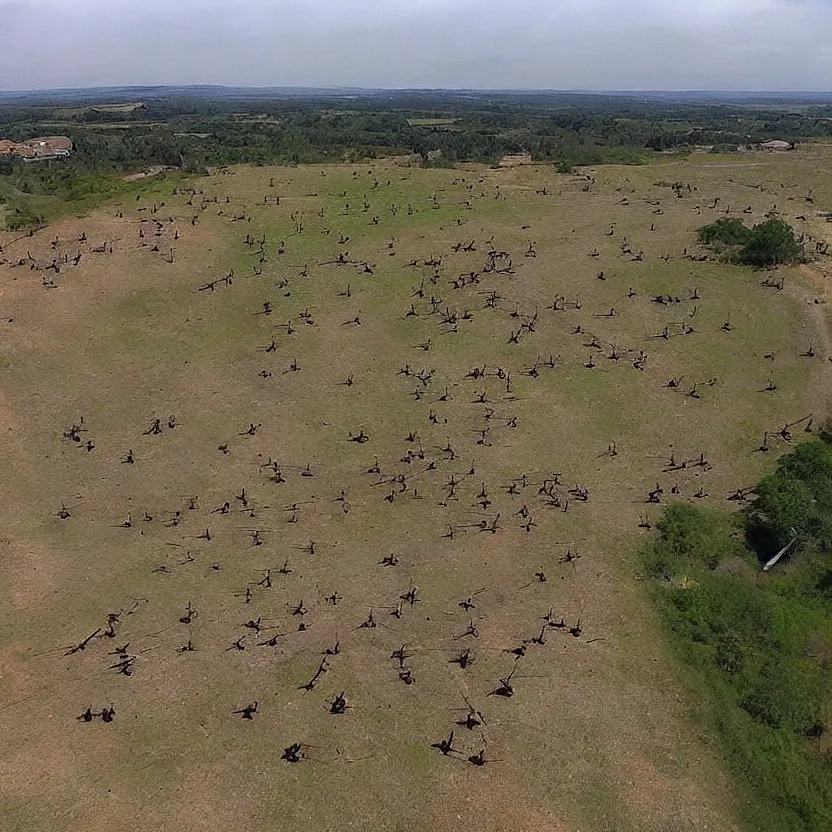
[{"x1": 1, "y1": 147, "x2": 830, "y2": 832}]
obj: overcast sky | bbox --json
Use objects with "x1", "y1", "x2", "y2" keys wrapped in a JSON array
[{"x1": 1, "y1": 0, "x2": 831, "y2": 91}]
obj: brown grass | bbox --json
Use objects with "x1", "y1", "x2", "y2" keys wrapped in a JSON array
[{"x1": 1, "y1": 149, "x2": 831, "y2": 832}]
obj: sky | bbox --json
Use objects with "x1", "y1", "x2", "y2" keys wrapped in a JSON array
[{"x1": 1, "y1": 0, "x2": 831, "y2": 91}]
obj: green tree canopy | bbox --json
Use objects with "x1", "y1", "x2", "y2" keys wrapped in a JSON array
[
  {"x1": 697, "y1": 217, "x2": 752, "y2": 246},
  {"x1": 740, "y1": 218, "x2": 802, "y2": 267},
  {"x1": 746, "y1": 439, "x2": 832, "y2": 557},
  {"x1": 697, "y1": 217, "x2": 802, "y2": 267}
]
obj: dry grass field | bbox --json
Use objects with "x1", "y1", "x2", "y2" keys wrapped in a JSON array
[{"x1": 1, "y1": 146, "x2": 830, "y2": 832}]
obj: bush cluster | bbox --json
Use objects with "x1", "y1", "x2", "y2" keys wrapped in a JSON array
[
  {"x1": 697, "y1": 217, "x2": 802, "y2": 267},
  {"x1": 643, "y1": 435, "x2": 832, "y2": 831}
]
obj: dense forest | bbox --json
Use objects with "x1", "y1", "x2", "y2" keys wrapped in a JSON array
[{"x1": 5, "y1": 91, "x2": 832, "y2": 169}]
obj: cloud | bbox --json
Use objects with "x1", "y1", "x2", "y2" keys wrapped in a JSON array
[{"x1": 1, "y1": 0, "x2": 831, "y2": 90}]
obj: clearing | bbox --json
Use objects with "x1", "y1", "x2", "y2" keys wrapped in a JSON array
[{"x1": 1, "y1": 147, "x2": 830, "y2": 832}]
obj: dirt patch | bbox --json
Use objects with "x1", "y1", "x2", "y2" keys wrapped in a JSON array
[
  {"x1": 0, "y1": 536, "x2": 62, "y2": 610},
  {"x1": 122, "y1": 166, "x2": 176, "y2": 182}
]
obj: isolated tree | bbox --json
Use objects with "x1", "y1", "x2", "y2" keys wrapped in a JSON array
[
  {"x1": 746, "y1": 441, "x2": 832, "y2": 557},
  {"x1": 698, "y1": 217, "x2": 801, "y2": 267},
  {"x1": 747, "y1": 474, "x2": 813, "y2": 555},
  {"x1": 739, "y1": 218, "x2": 802, "y2": 267}
]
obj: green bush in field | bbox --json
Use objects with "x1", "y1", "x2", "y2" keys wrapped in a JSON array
[
  {"x1": 697, "y1": 217, "x2": 802, "y2": 267},
  {"x1": 747, "y1": 440, "x2": 832, "y2": 558},
  {"x1": 697, "y1": 217, "x2": 752, "y2": 247},
  {"x1": 740, "y1": 218, "x2": 803, "y2": 267}
]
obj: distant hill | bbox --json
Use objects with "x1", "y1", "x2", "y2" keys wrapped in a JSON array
[{"x1": 2, "y1": 86, "x2": 832, "y2": 107}]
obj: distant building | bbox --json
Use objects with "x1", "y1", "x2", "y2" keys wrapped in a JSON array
[
  {"x1": 759, "y1": 140, "x2": 794, "y2": 152},
  {"x1": 0, "y1": 136, "x2": 73, "y2": 159},
  {"x1": 28, "y1": 135, "x2": 73, "y2": 152}
]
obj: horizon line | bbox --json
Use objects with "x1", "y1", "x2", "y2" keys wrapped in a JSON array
[{"x1": 2, "y1": 84, "x2": 832, "y2": 96}]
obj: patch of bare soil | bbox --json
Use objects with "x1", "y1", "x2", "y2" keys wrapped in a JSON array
[{"x1": 122, "y1": 165, "x2": 176, "y2": 182}]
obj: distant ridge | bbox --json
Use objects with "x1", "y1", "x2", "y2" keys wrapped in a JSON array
[{"x1": 1, "y1": 85, "x2": 832, "y2": 106}]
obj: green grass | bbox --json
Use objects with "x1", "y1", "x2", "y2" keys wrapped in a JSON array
[
  {"x1": 574, "y1": 779, "x2": 637, "y2": 832},
  {"x1": 643, "y1": 477, "x2": 832, "y2": 832},
  {"x1": 1, "y1": 165, "x2": 189, "y2": 230}
]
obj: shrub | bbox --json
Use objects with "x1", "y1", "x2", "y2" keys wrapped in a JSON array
[
  {"x1": 697, "y1": 217, "x2": 802, "y2": 267},
  {"x1": 747, "y1": 441, "x2": 832, "y2": 558},
  {"x1": 739, "y1": 218, "x2": 802, "y2": 267},
  {"x1": 697, "y1": 217, "x2": 752, "y2": 247},
  {"x1": 4, "y1": 202, "x2": 44, "y2": 231},
  {"x1": 655, "y1": 503, "x2": 742, "y2": 570}
]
